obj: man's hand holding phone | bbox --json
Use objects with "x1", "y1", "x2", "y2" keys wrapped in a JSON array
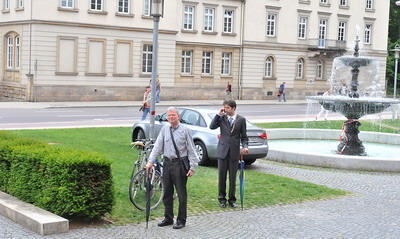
[{"x1": 218, "y1": 108, "x2": 225, "y2": 116}]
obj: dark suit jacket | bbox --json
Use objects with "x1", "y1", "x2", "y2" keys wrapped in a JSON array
[{"x1": 210, "y1": 114, "x2": 249, "y2": 161}]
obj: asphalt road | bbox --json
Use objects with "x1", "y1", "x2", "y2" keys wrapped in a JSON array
[{"x1": 0, "y1": 103, "x2": 327, "y2": 129}]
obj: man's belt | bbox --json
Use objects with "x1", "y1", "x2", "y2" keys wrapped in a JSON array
[{"x1": 163, "y1": 156, "x2": 181, "y2": 162}]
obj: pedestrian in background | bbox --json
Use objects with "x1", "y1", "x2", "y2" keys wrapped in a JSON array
[
  {"x1": 146, "y1": 107, "x2": 199, "y2": 229},
  {"x1": 316, "y1": 89, "x2": 331, "y2": 120},
  {"x1": 278, "y1": 82, "x2": 286, "y2": 102},
  {"x1": 156, "y1": 79, "x2": 161, "y2": 103},
  {"x1": 210, "y1": 100, "x2": 249, "y2": 208},
  {"x1": 225, "y1": 82, "x2": 232, "y2": 100},
  {"x1": 141, "y1": 86, "x2": 151, "y2": 120}
]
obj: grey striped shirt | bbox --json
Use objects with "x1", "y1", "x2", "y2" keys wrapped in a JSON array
[{"x1": 148, "y1": 123, "x2": 199, "y2": 170}]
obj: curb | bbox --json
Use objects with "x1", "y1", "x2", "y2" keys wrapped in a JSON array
[{"x1": 0, "y1": 191, "x2": 69, "y2": 235}]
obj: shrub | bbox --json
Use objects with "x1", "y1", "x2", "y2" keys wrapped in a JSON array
[{"x1": 0, "y1": 133, "x2": 113, "y2": 219}]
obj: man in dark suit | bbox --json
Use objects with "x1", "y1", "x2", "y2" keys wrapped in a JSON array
[{"x1": 210, "y1": 100, "x2": 249, "y2": 208}]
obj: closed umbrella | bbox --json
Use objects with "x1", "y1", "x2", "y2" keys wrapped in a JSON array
[
  {"x1": 239, "y1": 155, "x2": 245, "y2": 210},
  {"x1": 145, "y1": 168, "x2": 153, "y2": 229}
]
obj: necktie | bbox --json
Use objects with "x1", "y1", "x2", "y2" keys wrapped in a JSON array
[{"x1": 229, "y1": 117, "x2": 233, "y2": 127}]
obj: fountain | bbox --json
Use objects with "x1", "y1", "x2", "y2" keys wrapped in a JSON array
[
  {"x1": 266, "y1": 37, "x2": 400, "y2": 172},
  {"x1": 307, "y1": 37, "x2": 400, "y2": 156}
]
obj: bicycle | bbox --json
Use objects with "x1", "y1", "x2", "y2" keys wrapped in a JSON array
[{"x1": 129, "y1": 139, "x2": 164, "y2": 211}]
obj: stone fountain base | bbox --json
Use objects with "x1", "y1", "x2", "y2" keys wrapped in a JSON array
[{"x1": 266, "y1": 128, "x2": 400, "y2": 172}]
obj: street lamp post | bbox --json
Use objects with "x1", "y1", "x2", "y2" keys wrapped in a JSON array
[
  {"x1": 149, "y1": 0, "x2": 163, "y2": 140},
  {"x1": 392, "y1": 45, "x2": 400, "y2": 99}
]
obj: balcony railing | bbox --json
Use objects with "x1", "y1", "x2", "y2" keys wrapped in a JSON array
[{"x1": 307, "y1": 39, "x2": 347, "y2": 52}]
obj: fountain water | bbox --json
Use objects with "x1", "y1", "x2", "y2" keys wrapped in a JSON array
[{"x1": 307, "y1": 37, "x2": 400, "y2": 156}]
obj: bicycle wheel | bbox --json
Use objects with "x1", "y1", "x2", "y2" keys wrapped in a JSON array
[{"x1": 129, "y1": 169, "x2": 163, "y2": 211}]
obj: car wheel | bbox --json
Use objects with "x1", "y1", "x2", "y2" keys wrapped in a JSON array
[
  {"x1": 245, "y1": 158, "x2": 256, "y2": 166},
  {"x1": 132, "y1": 128, "x2": 146, "y2": 142},
  {"x1": 194, "y1": 141, "x2": 208, "y2": 166}
]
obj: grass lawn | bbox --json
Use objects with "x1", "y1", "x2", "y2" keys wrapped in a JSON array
[{"x1": 11, "y1": 127, "x2": 346, "y2": 224}]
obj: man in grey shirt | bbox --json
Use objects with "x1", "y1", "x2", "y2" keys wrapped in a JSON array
[{"x1": 146, "y1": 107, "x2": 199, "y2": 229}]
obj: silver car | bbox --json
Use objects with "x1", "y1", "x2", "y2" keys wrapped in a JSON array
[{"x1": 131, "y1": 107, "x2": 268, "y2": 165}]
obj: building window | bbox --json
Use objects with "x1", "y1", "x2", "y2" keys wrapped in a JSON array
[
  {"x1": 320, "y1": 0, "x2": 328, "y2": 4},
  {"x1": 202, "y1": 51, "x2": 213, "y2": 74},
  {"x1": 204, "y1": 7, "x2": 215, "y2": 32},
  {"x1": 366, "y1": 0, "x2": 373, "y2": 9},
  {"x1": 17, "y1": 0, "x2": 24, "y2": 8},
  {"x1": 57, "y1": 36, "x2": 78, "y2": 74},
  {"x1": 265, "y1": 56, "x2": 274, "y2": 78},
  {"x1": 339, "y1": 0, "x2": 347, "y2": 6},
  {"x1": 364, "y1": 24, "x2": 372, "y2": 44},
  {"x1": 4, "y1": 0, "x2": 9, "y2": 10},
  {"x1": 223, "y1": 9, "x2": 234, "y2": 33},
  {"x1": 318, "y1": 19, "x2": 327, "y2": 48},
  {"x1": 266, "y1": 13, "x2": 276, "y2": 37},
  {"x1": 316, "y1": 60, "x2": 323, "y2": 79},
  {"x1": 298, "y1": 17, "x2": 307, "y2": 39},
  {"x1": 142, "y1": 44, "x2": 153, "y2": 73},
  {"x1": 183, "y1": 6, "x2": 195, "y2": 30},
  {"x1": 296, "y1": 58, "x2": 304, "y2": 79},
  {"x1": 221, "y1": 52, "x2": 232, "y2": 75},
  {"x1": 337, "y1": 21, "x2": 346, "y2": 41},
  {"x1": 60, "y1": 0, "x2": 73, "y2": 8},
  {"x1": 143, "y1": 0, "x2": 150, "y2": 16},
  {"x1": 90, "y1": 0, "x2": 103, "y2": 11},
  {"x1": 181, "y1": 50, "x2": 193, "y2": 74},
  {"x1": 118, "y1": 0, "x2": 129, "y2": 13},
  {"x1": 5, "y1": 33, "x2": 20, "y2": 70}
]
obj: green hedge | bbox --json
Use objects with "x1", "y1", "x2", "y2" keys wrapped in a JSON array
[{"x1": 0, "y1": 132, "x2": 113, "y2": 219}]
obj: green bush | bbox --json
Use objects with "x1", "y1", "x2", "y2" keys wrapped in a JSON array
[{"x1": 0, "y1": 133, "x2": 113, "y2": 219}]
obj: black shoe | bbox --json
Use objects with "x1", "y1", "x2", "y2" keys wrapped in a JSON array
[
  {"x1": 173, "y1": 221, "x2": 185, "y2": 229},
  {"x1": 219, "y1": 201, "x2": 227, "y2": 208},
  {"x1": 157, "y1": 218, "x2": 173, "y2": 227},
  {"x1": 228, "y1": 202, "x2": 237, "y2": 208}
]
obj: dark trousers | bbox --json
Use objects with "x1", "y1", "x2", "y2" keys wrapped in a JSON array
[
  {"x1": 218, "y1": 151, "x2": 239, "y2": 203},
  {"x1": 162, "y1": 160, "x2": 188, "y2": 223}
]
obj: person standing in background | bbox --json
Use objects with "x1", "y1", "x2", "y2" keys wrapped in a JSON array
[
  {"x1": 141, "y1": 86, "x2": 151, "y2": 120},
  {"x1": 278, "y1": 82, "x2": 286, "y2": 102}
]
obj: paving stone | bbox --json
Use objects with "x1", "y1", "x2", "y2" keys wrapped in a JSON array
[{"x1": 1, "y1": 160, "x2": 400, "y2": 238}]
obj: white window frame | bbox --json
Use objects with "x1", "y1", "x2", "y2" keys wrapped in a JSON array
[
  {"x1": 337, "y1": 21, "x2": 346, "y2": 41},
  {"x1": 316, "y1": 60, "x2": 323, "y2": 79},
  {"x1": 223, "y1": 9, "x2": 234, "y2": 33},
  {"x1": 142, "y1": 44, "x2": 153, "y2": 73},
  {"x1": 265, "y1": 56, "x2": 274, "y2": 78},
  {"x1": 364, "y1": 24, "x2": 372, "y2": 44},
  {"x1": 339, "y1": 0, "x2": 347, "y2": 6},
  {"x1": 4, "y1": 0, "x2": 10, "y2": 10},
  {"x1": 143, "y1": 0, "x2": 150, "y2": 16},
  {"x1": 118, "y1": 0, "x2": 130, "y2": 14},
  {"x1": 90, "y1": 0, "x2": 103, "y2": 11},
  {"x1": 17, "y1": 0, "x2": 24, "y2": 8},
  {"x1": 298, "y1": 16, "x2": 307, "y2": 40},
  {"x1": 296, "y1": 58, "x2": 304, "y2": 79},
  {"x1": 6, "y1": 37, "x2": 14, "y2": 69},
  {"x1": 15, "y1": 36, "x2": 20, "y2": 69},
  {"x1": 181, "y1": 50, "x2": 193, "y2": 74},
  {"x1": 318, "y1": 19, "x2": 328, "y2": 48},
  {"x1": 202, "y1": 51, "x2": 213, "y2": 74},
  {"x1": 221, "y1": 52, "x2": 232, "y2": 75},
  {"x1": 366, "y1": 0, "x2": 373, "y2": 9},
  {"x1": 183, "y1": 5, "x2": 195, "y2": 30},
  {"x1": 266, "y1": 13, "x2": 277, "y2": 37},
  {"x1": 203, "y1": 7, "x2": 215, "y2": 32},
  {"x1": 60, "y1": 0, "x2": 73, "y2": 8}
]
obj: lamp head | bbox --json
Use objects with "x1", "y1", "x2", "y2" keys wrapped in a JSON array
[{"x1": 151, "y1": 0, "x2": 164, "y2": 17}]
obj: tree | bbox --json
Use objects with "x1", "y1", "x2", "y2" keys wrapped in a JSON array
[{"x1": 386, "y1": 0, "x2": 400, "y2": 95}]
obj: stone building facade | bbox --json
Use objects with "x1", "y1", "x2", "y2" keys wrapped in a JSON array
[{"x1": 0, "y1": 0, "x2": 390, "y2": 101}]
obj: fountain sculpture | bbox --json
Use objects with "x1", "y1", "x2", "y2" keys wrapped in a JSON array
[{"x1": 307, "y1": 37, "x2": 400, "y2": 156}]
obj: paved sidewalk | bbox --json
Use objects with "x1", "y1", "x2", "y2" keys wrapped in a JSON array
[
  {"x1": 1, "y1": 160, "x2": 400, "y2": 239},
  {"x1": 0, "y1": 100, "x2": 308, "y2": 109}
]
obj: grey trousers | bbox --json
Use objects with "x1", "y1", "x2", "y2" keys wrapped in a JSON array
[{"x1": 218, "y1": 151, "x2": 238, "y2": 203}]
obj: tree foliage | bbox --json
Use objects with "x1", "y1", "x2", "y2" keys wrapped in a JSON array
[{"x1": 386, "y1": 0, "x2": 400, "y2": 95}]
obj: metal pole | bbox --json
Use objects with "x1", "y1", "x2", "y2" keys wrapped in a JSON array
[
  {"x1": 394, "y1": 57, "x2": 399, "y2": 99},
  {"x1": 149, "y1": 15, "x2": 160, "y2": 140}
]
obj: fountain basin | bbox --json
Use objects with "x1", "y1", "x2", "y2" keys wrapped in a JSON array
[
  {"x1": 307, "y1": 96, "x2": 400, "y2": 119},
  {"x1": 266, "y1": 128, "x2": 400, "y2": 172}
]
